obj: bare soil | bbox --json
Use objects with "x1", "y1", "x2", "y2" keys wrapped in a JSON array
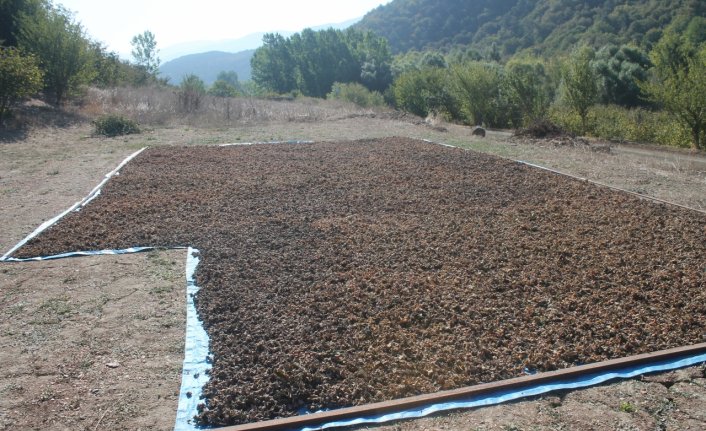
[
  {"x1": 1, "y1": 110, "x2": 706, "y2": 430},
  {"x1": 10, "y1": 137, "x2": 706, "y2": 427},
  {"x1": 0, "y1": 250, "x2": 185, "y2": 430}
]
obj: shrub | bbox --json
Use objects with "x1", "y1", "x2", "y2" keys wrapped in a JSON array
[
  {"x1": 504, "y1": 58, "x2": 552, "y2": 126},
  {"x1": 549, "y1": 104, "x2": 692, "y2": 148},
  {"x1": 619, "y1": 401, "x2": 636, "y2": 413},
  {"x1": 0, "y1": 47, "x2": 43, "y2": 120},
  {"x1": 177, "y1": 74, "x2": 206, "y2": 113},
  {"x1": 327, "y1": 82, "x2": 385, "y2": 108},
  {"x1": 208, "y1": 79, "x2": 239, "y2": 98},
  {"x1": 393, "y1": 67, "x2": 459, "y2": 118},
  {"x1": 92, "y1": 114, "x2": 140, "y2": 137},
  {"x1": 450, "y1": 61, "x2": 512, "y2": 127}
]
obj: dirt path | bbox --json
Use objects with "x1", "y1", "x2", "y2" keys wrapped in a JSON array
[
  {"x1": 1, "y1": 116, "x2": 705, "y2": 430},
  {"x1": 614, "y1": 142, "x2": 706, "y2": 166}
]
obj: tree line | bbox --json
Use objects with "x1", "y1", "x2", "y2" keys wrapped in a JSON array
[
  {"x1": 0, "y1": 0, "x2": 162, "y2": 117},
  {"x1": 248, "y1": 14, "x2": 704, "y2": 149},
  {"x1": 388, "y1": 15, "x2": 705, "y2": 149},
  {"x1": 1, "y1": 0, "x2": 704, "y2": 148},
  {"x1": 251, "y1": 28, "x2": 392, "y2": 98}
]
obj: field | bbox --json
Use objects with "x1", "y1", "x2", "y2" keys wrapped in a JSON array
[{"x1": 1, "y1": 101, "x2": 706, "y2": 430}]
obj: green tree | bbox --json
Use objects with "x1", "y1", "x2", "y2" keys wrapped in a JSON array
[
  {"x1": 0, "y1": 0, "x2": 43, "y2": 47},
  {"x1": 591, "y1": 44, "x2": 651, "y2": 107},
  {"x1": 131, "y1": 30, "x2": 160, "y2": 76},
  {"x1": 216, "y1": 71, "x2": 240, "y2": 87},
  {"x1": 347, "y1": 29, "x2": 393, "y2": 92},
  {"x1": 89, "y1": 41, "x2": 124, "y2": 88},
  {"x1": 420, "y1": 51, "x2": 447, "y2": 68},
  {"x1": 504, "y1": 57, "x2": 551, "y2": 126},
  {"x1": 0, "y1": 46, "x2": 43, "y2": 119},
  {"x1": 560, "y1": 46, "x2": 599, "y2": 133},
  {"x1": 208, "y1": 79, "x2": 238, "y2": 98},
  {"x1": 290, "y1": 28, "x2": 358, "y2": 98},
  {"x1": 251, "y1": 33, "x2": 297, "y2": 94},
  {"x1": 643, "y1": 34, "x2": 706, "y2": 149},
  {"x1": 451, "y1": 61, "x2": 506, "y2": 126},
  {"x1": 393, "y1": 67, "x2": 458, "y2": 118},
  {"x1": 251, "y1": 28, "x2": 392, "y2": 97},
  {"x1": 18, "y1": 4, "x2": 95, "y2": 105}
]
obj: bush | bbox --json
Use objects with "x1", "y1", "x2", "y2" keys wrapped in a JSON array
[
  {"x1": 327, "y1": 82, "x2": 385, "y2": 108},
  {"x1": 177, "y1": 74, "x2": 206, "y2": 113},
  {"x1": 0, "y1": 47, "x2": 43, "y2": 120},
  {"x1": 393, "y1": 67, "x2": 459, "y2": 118},
  {"x1": 549, "y1": 104, "x2": 692, "y2": 148},
  {"x1": 451, "y1": 61, "x2": 512, "y2": 127},
  {"x1": 208, "y1": 79, "x2": 239, "y2": 98},
  {"x1": 92, "y1": 114, "x2": 140, "y2": 137}
]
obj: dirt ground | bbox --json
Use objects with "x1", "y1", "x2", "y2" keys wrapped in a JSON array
[{"x1": 1, "y1": 110, "x2": 705, "y2": 431}]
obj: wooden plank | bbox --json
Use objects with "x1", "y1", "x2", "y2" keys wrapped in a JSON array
[{"x1": 216, "y1": 343, "x2": 706, "y2": 431}]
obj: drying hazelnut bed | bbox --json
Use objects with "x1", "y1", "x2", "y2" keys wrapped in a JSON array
[{"x1": 15, "y1": 138, "x2": 706, "y2": 427}]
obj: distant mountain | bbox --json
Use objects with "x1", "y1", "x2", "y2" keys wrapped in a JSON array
[
  {"x1": 160, "y1": 17, "x2": 363, "y2": 62},
  {"x1": 160, "y1": 33, "x2": 270, "y2": 63},
  {"x1": 355, "y1": 0, "x2": 706, "y2": 55},
  {"x1": 157, "y1": 16, "x2": 363, "y2": 86},
  {"x1": 159, "y1": 50, "x2": 255, "y2": 85}
]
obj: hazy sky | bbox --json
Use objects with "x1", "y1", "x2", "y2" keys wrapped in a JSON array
[{"x1": 57, "y1": 0, "x2": 393, "y2": 57}]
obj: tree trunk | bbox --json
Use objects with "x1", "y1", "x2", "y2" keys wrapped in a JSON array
[{"x1": 692, "y1": 124, "x2": 702, "y2": 150}]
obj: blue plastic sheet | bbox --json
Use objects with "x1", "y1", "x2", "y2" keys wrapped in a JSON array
[
  {"x1": 298, "y1": 352, "x2": 706, "y2": 431},
  {"x1": 0, "y1": 147, "x2": 147, "y2": 262},
  {"x1": 174, "y1": 248, "x2": 212, "y2": 431},
  {"x1": 0, "y1": 246, "x2": 158, "y2": 262}
]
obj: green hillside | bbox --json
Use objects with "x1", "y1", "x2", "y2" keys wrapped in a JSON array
[{"x1": 355, "y1": 0, "x2": 706, "y2": 55}]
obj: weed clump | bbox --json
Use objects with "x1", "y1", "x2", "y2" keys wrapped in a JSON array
[{"x1": 92, "y1": 114, "x2": 140, "y2": 137}]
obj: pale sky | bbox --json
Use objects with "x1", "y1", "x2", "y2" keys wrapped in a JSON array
[{"x1": 57, "y1": 0, "x2": 392, "y2": 58}]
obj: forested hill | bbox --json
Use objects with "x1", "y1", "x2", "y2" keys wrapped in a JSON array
[{"x1": 355, "y1": 0, "x2": 706, "y2": 55}]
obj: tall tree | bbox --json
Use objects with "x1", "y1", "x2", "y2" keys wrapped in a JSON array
[
  {"x1": 18, "y1": 4, "x2": 95, "y2": 105},
  {"x1": 209, "y1": 71, "x2": 240, "y2": 97},
  {"x1": 0, "y1": 0, "x2": 43, "y2": 47},
  {"x1": 452, "y1": 61, "x2": 505, "y2": 126},
  {"x1": 393, "y1": 67, "x2": 457, "y2": 118},
  {"x1": 591, "y1": 44, "x2": 651, "y2": 107},
  {"x1": 560, "y1": 46, "x2": 599, "y2": 133},
  {"x1": 216, "y1": 71, "x2": 239, "y2": 87},
  {"x1": 177, "y1": 74, "x2": 205, "y2": 113},
  {"x1": 251, "y1": 28, "x2": 392, "y2": 97},
  {"x1": 90, "y1": 41, "x2": 123, "y2": 88},
  {"x1": 348, "y1": 28, "x2": 393, "y2": 92},
  {"x1": 251, "y1": 33, "x2": 297, "y2": 94},
  {"x1": 504, "y1": 57, "x2": 551, "y2": 126},
  {"x1": 131, "y1": 30, "x2": 160, "y2": 76},
  {"x1": 643, "y1": 31, "x2": 706, "y2": 149}
]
